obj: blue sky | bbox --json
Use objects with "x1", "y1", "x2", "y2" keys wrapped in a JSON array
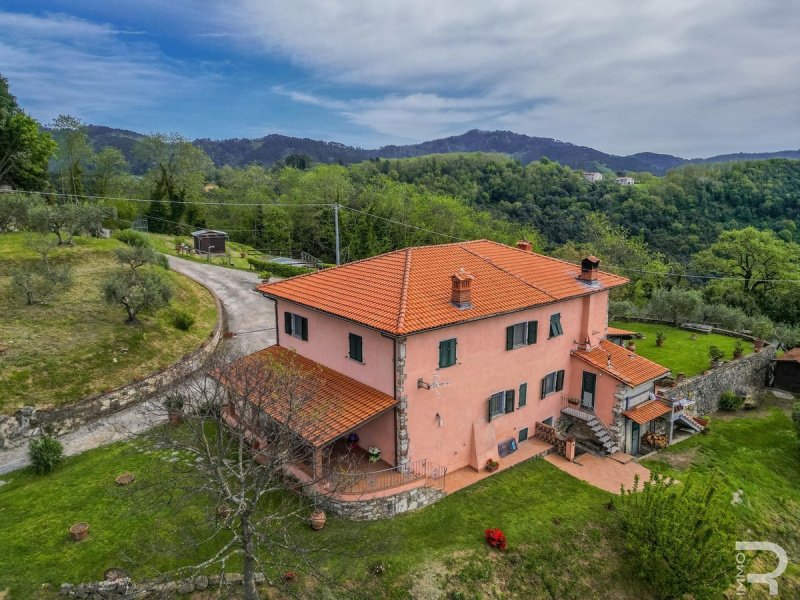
[{"x1": 1, "y1": 1, "x2": 798, "y2": 157}]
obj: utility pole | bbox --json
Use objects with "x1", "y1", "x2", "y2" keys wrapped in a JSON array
[{"x1": 333, "y1": 202, "x2": 341, "y2": 266}]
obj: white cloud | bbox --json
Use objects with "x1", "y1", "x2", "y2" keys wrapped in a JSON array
[
  {"x1": 225, "y1": 0, "x2": 800, "y2": 155},
  {"x1": 0, "y1": 11, "x2": 206, "y2": 126}
]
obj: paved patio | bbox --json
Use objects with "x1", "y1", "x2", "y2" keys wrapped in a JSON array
[
  {"x1": 544, "y1": 452, "x2": 651, "y2": 494},
  {"x1": 445, "y1": 437, "x2": 553, "y2": 494}
]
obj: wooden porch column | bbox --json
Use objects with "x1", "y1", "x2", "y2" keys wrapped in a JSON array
[{"x1": 312, "y1": 448, "x2": 323, "y2": 479}]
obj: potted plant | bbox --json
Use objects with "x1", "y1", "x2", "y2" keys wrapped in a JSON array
[
  {"x1": 164, "y1": 394, "x2": 185, "y2": 426},
  {"x1": 367, "y1": 446, "x2": 382, "y2": 463},
  {"x1": 750, "y1": 317, "x2": 774, "y2": 351},
  {"x1": 484, "y1": 527, "x2": 508, "y2": 550},
  {"x1": 733, "y1": 339, "x2": 745, "y2": 359},
  {"x1": 656, "y1": 331, "x2": 666, "y2": 347},
  {"x1": 69, "y1": 522, "x2": 89, "y2": 542},
  {"x1": 345, "y1": 432, "x2": 359, "y2": 449},
  {"x1": 485, "y1": 458, "x2": 499, "y2": 473},
  {"x1": 676, "y1": 372, "x2": 686, "y2": 382},
  {"x1": 708, "y1": 345, "x2": 725, "y2": 368},
  {"x1": 310, "y1": 508, "x2": 327, "y2": 530},
  {"x1": 626, "y1": 339, "x2": 637, "y2": 352}
]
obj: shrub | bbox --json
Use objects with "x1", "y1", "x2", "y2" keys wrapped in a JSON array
[
  {"x1": 792, "y1": 403, "x2": 800, "y2": 439},
  {"x1": 646, "y1": 288, "x2": 703, "y2": 325},
  {"x1": 748, "y1": 315, "x2": 775, "y2": 341},
  {"x1": 702, "y1": 303, "x2": 748, "y2": 331},
  {"x1": 618, "y1": 473, "x2": 736, "y2": 600},
  {"x1": 718, "y1": 390, "x2": 743, "y2": 411},
  {"x1": 484, "y1": 527, "x2": 508, "y2": 551},
  {"x1": 708, "y1": 345, "x2": 725, "y2": 363},
  {"x1": 259, "y1": 271, "x2": 272, "y2": 281},
  {"x1": 169, "y1": 308, "x2": 195, "y2": 331},
  {"x1": 733, "y1": 339, "x2": 744, "y2": 357},
  {"x1": 609, "y1": 300, "x2": 639, "y2": 320},
  {"x1": 113, "y1": 228, "x2": 151, "y2": 247},
  {"x1": 28, "y1": 436, "x2": 64, "y2": 474}
]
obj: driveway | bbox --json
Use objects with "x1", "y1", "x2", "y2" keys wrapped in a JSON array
[{"x1": 0, "y1": 258, "x2": 276, "y2": 475}]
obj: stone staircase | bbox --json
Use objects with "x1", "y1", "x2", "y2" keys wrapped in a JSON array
[
  {"x1": 561, "y1": 406, "x2": 620, "y2": 455},
  {"x1": 675, "y1": 412, "x2": 704, "y2": 433}
]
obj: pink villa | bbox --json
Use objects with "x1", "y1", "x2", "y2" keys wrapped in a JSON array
[{"x1": 223, "y1": 240, "x2": 687, "y2": 517}]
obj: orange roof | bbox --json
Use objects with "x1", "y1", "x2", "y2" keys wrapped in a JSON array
[
  {"x1": 607, "y1": 326, "x2": 638, "y2": 337},
  {"x1": 776, "y1": 348, "x2": 800, "y2": 363},
  {"x1": 257, "y1": 240, "x2": 628, "y2": 335},
  {"x1": 219, "y1": 345, "x2": 396, "y2": 448},
  {"x1": 573, "y1": 339, "x2": 669, "y2": 387},
  {"x1": 622, "y1": 399, "x2": 672, "y2": 424}
]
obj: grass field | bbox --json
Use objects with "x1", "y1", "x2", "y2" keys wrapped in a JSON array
[
  {"x1": 0, "y1": 233, "x2": 217, "y2": 413},
  {"x1": 610, "y1": 320, "x2": 754, "y2": 377},
  {"x1": 2, "y1": 393, "x2": 797, "y2": 598}
]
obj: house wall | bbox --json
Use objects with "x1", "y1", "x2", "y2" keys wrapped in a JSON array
[
  {"x1": 353, "y1": 410, "x2": 396, "y2": 465},
  {"x1": 275, "y1": 299, "x2": 395, "y2": 396},
  {"x1": 403, "y1": 292, "x2": 610, "y2": 472},
  {"x1": 565, "y1": 361, "x2": 622, "y2": 426}
]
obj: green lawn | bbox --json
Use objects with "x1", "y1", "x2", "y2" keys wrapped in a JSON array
[
  {"x1": 0, "y1": 233, "x2": 217, "y2": 412},
  {"x1": 611, "y1": 320, "x2": 754, "y2": 377},
  {"x1": 2, "y1": 395, "x2": 797, "y2": 598}
]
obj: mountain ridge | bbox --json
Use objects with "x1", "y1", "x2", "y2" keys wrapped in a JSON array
[{"x1": 86, "y1": 125, "x2": 800, "y2": 176}]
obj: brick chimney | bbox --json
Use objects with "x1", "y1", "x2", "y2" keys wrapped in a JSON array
[
  {"x1": 451, "y1": 268, "x2": 474, "y2": 309},
  {"x1": 579, "y1": 256, "x2": 600, "y2": 282},
  {"x1": 516, "y1": 240, "x2": 533, "y2": 252}
]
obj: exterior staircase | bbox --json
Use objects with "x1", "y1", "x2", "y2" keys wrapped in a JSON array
[
  {"x1": 675, "y1": 413, "x2": 704, "y2": 433},
  {"x1": 561, "y1": 404, "x2": 620, "y2": 455}
]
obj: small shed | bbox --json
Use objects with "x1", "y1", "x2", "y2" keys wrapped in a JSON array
[
  {"x1": 773, "y1": 348, "x2": 800, "y2": 393},
  {"x1": 191, "y1": 229, "x2": 228, "y2": 254}
]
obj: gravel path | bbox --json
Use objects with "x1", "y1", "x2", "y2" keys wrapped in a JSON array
[{"x1": 0, "y1": 257, "x2": 276, "y2": 475}]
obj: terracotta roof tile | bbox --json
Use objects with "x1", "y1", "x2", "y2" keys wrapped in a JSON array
[
  {"x1": 607, "y1": 326, "x2": 639, "y2": 337},
  {"x1": 258, "y1": 240, "x2": 628, "y2": 335},
  {"x1": 622, "y1": 399, "x2": 672, "y2": 424},
  {"x1": 573, "y1": 339, "x2": 670, "y2": 387},
  {"x1": 219, "y1": 346, "x2": 395, "y2": 448}
]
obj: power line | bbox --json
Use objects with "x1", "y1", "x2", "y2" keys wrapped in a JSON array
[{"x1": 338, "y1": 204, "x2": 466, "y2": 241}]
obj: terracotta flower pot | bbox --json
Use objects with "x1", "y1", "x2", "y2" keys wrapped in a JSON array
[
  {"x1": 217, "y1": 503, "x2": 232, "y2": 520},
  {"x1": 69, "y1": 522, "x2": 89, "y2": 542},
  {"x1": 310, "y1": 509, "x2": 327, "y2": 530},
  {"x1": 168, "y1": 411, "x2": 182, "y2": 426},
  {"x1": 626, "y1": 342, "x2": 636, "y2": 352},
  {"x1": 115, "y1": 472, "x2": 135, "y2": 486},
  {"x1": 754, "y1": 339, "x2": 765, "y2": 351}
]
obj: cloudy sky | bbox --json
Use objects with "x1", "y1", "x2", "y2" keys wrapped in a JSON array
[{"x1": 1, "y1": 0, "x2": 798, "y2": 157}]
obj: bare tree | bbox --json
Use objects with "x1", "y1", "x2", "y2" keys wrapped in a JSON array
[{"x1": 130, "y1": 349, "x2": 364, "y2": 599}]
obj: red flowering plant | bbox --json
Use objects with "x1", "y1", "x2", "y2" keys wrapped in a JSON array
[{"x1": 484, "y1": 527, "x2": 508, "y2": 551}]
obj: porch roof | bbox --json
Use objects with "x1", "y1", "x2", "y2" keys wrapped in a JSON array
[
  {"x1": 572, "y1": 339, "x2": 669, "y2": 387},
  {"x1": 219, "y1": 345, "x2": 396, "y2": 448},
  {"x1": 622, "y1": 399, "x2": 672, "y2": 424}
]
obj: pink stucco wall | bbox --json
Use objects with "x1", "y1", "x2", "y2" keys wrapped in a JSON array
[
  {"x1": 275, "y1": 299, "x2": 395, "y2": 396},
  {"x1": 403, "y1": 292, "x2": 610, "y2": 471},
  {"x1": 353, "y1": 410, "x2": 396, "y2": 465},
  {"x1": 565, "y1": 359, "x2": 623, "y2": 426}
]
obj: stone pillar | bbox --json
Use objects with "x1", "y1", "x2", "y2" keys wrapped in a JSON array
[
  {"x1": 395, "y1": 337, "x2": 410, "y2": 467},
  {"x1": 312, "y1": 448, "x2": 323, "y2": 479},
  {"x1": 565, "y1": 437, "x2": 576, "y2": 462}
]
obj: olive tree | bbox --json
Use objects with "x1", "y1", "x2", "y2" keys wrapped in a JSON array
[{"x1": 102, "y1": 269, "x2": 171, "y2": 323}]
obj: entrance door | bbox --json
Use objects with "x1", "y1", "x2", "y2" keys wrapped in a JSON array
[
  {"x1": 581, "y1": 372, "x2": 596, "y2": 409},
  {"x1": 631, "y1": 422, "x2": 640, "y2": 455}
]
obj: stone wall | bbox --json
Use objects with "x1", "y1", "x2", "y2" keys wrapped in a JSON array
[
  {"x1": 534, "y1": 422, "x2": 566, "y2": 456},
  {"x1": 0, "y1": 280, "x2": 223, "y2": 449},
  {"x1": 59, "y1": 572, "x2": 261, "y2": 598},
  {"x1": 312, "y1": 484, "x2": 446, "y2": 521},
  {"x1": 663, "y1": 345, "x2": 776, "y2": 415}
]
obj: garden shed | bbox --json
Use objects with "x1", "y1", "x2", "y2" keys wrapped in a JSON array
[
  {"x1": 773, "y1": 348, "x2": 800, "y2": 393},
  {"x1": 191, "y1": 229, "x2": 228, "y2": 254}
]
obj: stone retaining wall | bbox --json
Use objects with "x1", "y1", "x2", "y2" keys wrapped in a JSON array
[
  {"x1": 0, "y1": 276, "x2": 223, "y2": 449},
  {"x1": 312, "y1": 484, "x2": 446, "y2": 520},
  {"x1": 662, "y1": 345, "x2": 776, "y2": 415},
  {"x1": 59, "y1": 572, "x2": 261, "y2": 598},
  {"x1": 534, "y1": 422, "x2": 566, "y2": 456}
]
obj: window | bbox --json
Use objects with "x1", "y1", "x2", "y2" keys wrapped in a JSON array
[
  {"x1": 505, "y1": 321, "x2": 538, "y2": 350},
  {"x1": 489, "y1": 392, "x2": 505, "y2": 420},
  {"x1": 540, "y1": 369, "x2": 565, "y2": 398},
  {"x1": 348, "y1": 333, "x2": 363, "y2": 362},
  {"x1": 284, "y1": 312, "x2": 308, "y2": 341},
  {"x1": 518, "y1": 382, "x2": 528, "y2": 408},
  {"x1": 543, "y1": 417, "x2": 553, "y2": 426},
  {"x1": 549, "y1": 313, "x2": 563, "y2": 338},
  {"x1": 519, "y1": 427, "x2": 529, "y2": 443},
  {"x1": 438, "y1": 338, "x2": 457, "y2": 368}
]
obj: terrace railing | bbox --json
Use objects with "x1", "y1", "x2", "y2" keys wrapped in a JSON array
[{"x1": 323, "y1": 459, "x2": 447, "y2": 494}]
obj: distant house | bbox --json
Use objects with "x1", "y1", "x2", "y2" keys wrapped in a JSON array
[
  {"x1": 583, "y1": 172, "x2": 603, "y2": 183},
  {"x1": 773, "y1": 349, "x2": 800, "y2": 393},
  {"x1": 191, "y1": 229, "x2": 228, "y2": 254},
  {"x1": 615, "y1": 177, "x2": 635, "y2": 186}
]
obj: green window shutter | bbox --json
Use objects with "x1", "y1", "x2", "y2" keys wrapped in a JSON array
[
  {"x1": 349, "y1": 334, "x2": 362, "y2": 362},
  {"x1": 505, "y1": 389, "x2": 515, "y2": 413},
  {"x1": 506, "y1": 325, "x2": 514, "y2": 350},
  {"x1": 440, "y1": 339, "x2": 456, "y2": 368},
  {"x1": 300, "y1": 317, "x2": 308, "y2": 341},
  {"x1": 527, "y1": 321, "x2": 538, "y2": 344},
  {"x1": 519, "y1": 427, "x2": 529, "y2": 442},
  {"x1": 284, "y1": 312, "x2": 293, "y2": 335},
  {"x1": 438, "y1": 341, "x2": 446, "y2": 368},
  {"x1": 450, "y1": 339, "x2": 457, "y2": 366},
  {"x1": 519, "y1": 383, "x2": 527, "y2": 407},
  {"x1": 488, "y1": 396, "x2": 493, "y2": 421},
  {"x1": 540, "y1": 377, "x2": 546, "y2": 399},
  {"x1": 556, "y1": 370, "x2": 565, "y2": 392}
]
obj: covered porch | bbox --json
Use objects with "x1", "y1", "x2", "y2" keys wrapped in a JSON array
[{"x1": 621, "y1": 395, "x2": 704, "y2": 456}]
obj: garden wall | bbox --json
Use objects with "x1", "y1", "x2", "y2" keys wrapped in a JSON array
[
  {"x1": 0, "y1": 279, "x2": 223, "y2": 449},
  {"x1": 311, "y1": 484, "x2": 446, "y2": 521},
  {"x1": 663, "y1": 345, "x2": 776, "y2": 415}
]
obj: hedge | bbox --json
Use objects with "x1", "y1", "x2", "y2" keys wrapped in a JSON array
[{"x1": 247, "y1": 257, "x2": 313, "y2": 278}]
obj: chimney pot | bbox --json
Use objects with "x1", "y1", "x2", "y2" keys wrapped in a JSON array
[
  {"x1": 579, "y1": 256, "x2": 600, "y2": 282},
  {"x1": 451, "y1": 268, "x2": 474, "y2": 309},
  {"x1": 516, "y1": 240, "x2": 533, "y2": 252}
]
